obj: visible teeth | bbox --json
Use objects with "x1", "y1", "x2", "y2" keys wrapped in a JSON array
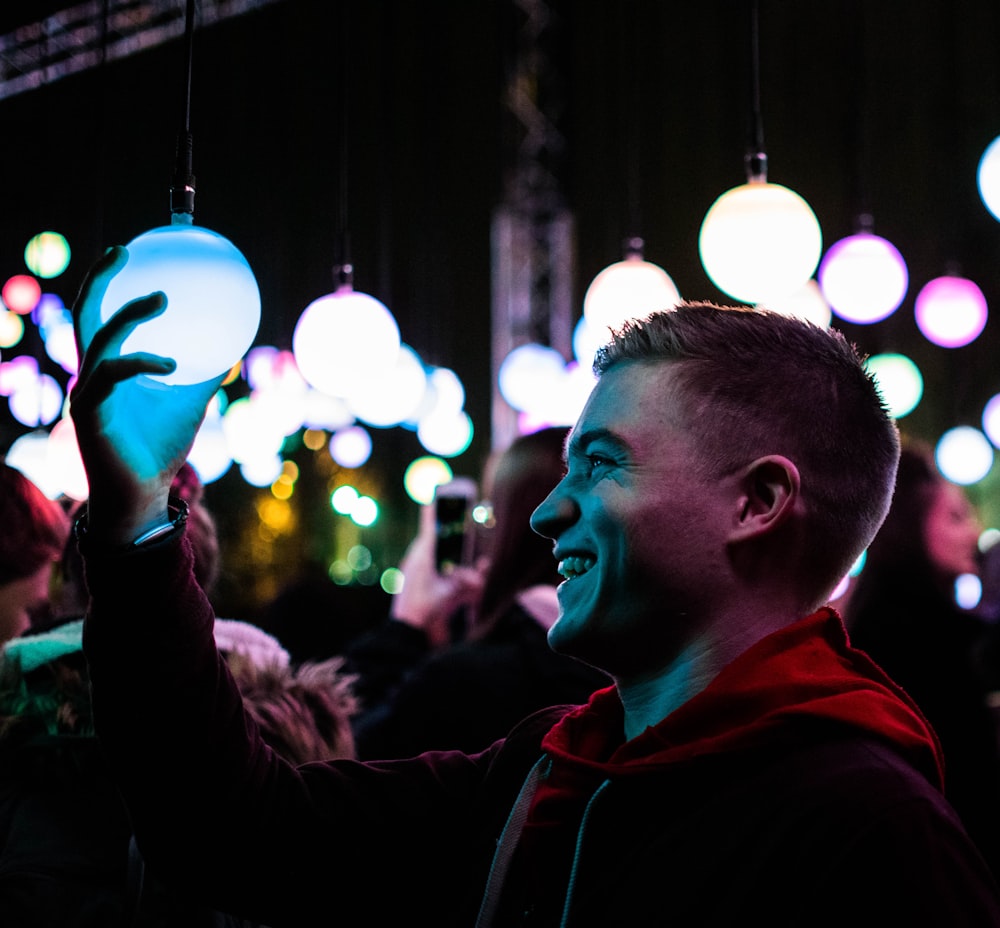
[{"x1": 558, "y1": 556, "x2": 595, "y2": 579}]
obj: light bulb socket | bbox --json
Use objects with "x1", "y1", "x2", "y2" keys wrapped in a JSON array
[
  {"x1": 623, "y1": 236, "x2": 645, "y2": 259},
  {"x1": 744, "y1": 149, "x2": 768, "y2": 183},
  {"x1": 333, "y1": 262, "x2": 354, "y2": 288},
  {"x1": 170, "y1": 182, "x2": 196, "y2": 216}
]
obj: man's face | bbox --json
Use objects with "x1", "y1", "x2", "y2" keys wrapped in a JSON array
[{"x1": 530, "y1": 361, "x2": 734, "y2": 680}]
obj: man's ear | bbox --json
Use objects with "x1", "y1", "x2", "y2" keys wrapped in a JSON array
[{"x1": 731, "y1": 455, "x2": 801, "y2": 542}]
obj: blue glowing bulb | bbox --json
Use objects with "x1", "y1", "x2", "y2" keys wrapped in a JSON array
[{"x1": 99, "y1": 221, "x2": 261, "y2": 385}]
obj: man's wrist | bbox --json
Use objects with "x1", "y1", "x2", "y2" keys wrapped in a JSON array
[{"x1": 75, "y1": 496, "x2": 189, "y2": 549}]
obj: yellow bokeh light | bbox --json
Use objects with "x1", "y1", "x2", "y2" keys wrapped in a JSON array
[
  {"x1": 256, "y1": 496, "x2": 293, "y2": 533},
  {"x1": 303, "y1": 428, "x2": 327, "y2": 450}
]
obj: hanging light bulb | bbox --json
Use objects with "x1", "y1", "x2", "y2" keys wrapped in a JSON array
[
  {"x1": 98, "y1": 0, "x2": 260, "y2": 386},
  {"x1": 292, "y1": 262, "x2": 400, "y2": 398},
  {"x1": 698, "y1": 0, "x2": 821, "y2": 304},
  {"x1": 977, "y1": 135, "x2": 1000, "y2": 222},
  {"x1": 818, "y1": 229, "x2": 908, "y2": 324},
  {"x1": 583, "y1": 238, "x2": 681, "y2": 333},
  {"x1": 914, "y1": 274, "x2": 988, "y2": 348}
]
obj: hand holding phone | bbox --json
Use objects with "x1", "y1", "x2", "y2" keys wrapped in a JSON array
[{"x1": 434, "y1": 477, "x2": 478, "y2": 573}]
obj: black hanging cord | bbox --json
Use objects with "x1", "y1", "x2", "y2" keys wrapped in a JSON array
[
  {"x1": 744, "y1": 0, "x2": 767, "y2": 182},
  {"x1": 170, "y1": 0, "x2": 197, "y2": 217},
  {"x1": 622, "y1": 0, "x2": 643, "y2": 258},
  {"x1": 334, "y1": 2, "x2": 353, "y2": 287}
]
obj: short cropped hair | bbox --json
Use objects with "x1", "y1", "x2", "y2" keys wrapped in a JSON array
[{"x1": 594, "y1": 303, "x2": 900, "y2": 598}]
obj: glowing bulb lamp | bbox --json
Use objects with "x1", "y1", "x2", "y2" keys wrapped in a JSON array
[
  {"x1": 699, "y1": 180, "x2": 822, "y2": 304},
  {"x1": 24, "y1": 231, "x2": 71, "y2": 279},
  {"x1": 978, "y1": 135, "x2": 1000, "y2": 222},
  {"x1": 583, "y1": 251, "x2": 681, "y2": 332},
  {"x1": 99, "y1": 218, "x2": 261, "y2": 385},
  {"x1": 935, "y1": 426, "x2": 994, "y2": 485},
  {"x1": 914, "y1": 275, "x2": 988, "y2": 348},
  {"x1": 864, "y1": 352, "x2": 923, "y2": 419},
  {"x1": 818, "y1": 232, "x2": 908, "y2": 324},
  {"x1": 293, "y1": 284, "x2": 400, "y2": 398}
]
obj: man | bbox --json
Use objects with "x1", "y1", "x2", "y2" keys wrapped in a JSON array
[{"x1": 68, "y1": 246, "x2": 1000, "y2": 926}]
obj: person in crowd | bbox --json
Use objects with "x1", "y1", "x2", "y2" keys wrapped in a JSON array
[
  {"x1": 0, "y1": 461, "x2": 71, "y2": 644},
  {"x1": 68, "y1": 245, "x2": 1000, "y2": 925},
  {"x1": 345, "y1": 426, "x2": 610, "y2": 758},
  {"x1": 845, "y1": 439, "x2": 1000, "y2": 876},
  {"x1": 0, "y1": 608, "x2": 358, "y2": 926}
]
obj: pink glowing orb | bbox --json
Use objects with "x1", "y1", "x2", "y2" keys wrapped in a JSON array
[
  {"x1": 818, "y1": 232, "x2": 908, "y2": 324},
  {"x1": 914, "y1": 275, "x2": 988, "y2": 348}
]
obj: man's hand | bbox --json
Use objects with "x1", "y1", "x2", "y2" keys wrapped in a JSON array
[{"x1": 70, "y1": 246, "x2": 225, "y2": 545}]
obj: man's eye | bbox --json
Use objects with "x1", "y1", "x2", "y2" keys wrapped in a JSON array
[{"x1": 587, "y1": 454, "x2": 611, "y2": 475}]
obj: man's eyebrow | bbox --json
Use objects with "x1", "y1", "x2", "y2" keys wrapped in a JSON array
[{"x1": 565, "y1": 427, "x2": 627, "y2": 461}]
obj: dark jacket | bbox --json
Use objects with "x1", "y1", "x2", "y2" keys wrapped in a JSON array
[
  {"x1": 345, "y1": 599, "x2": 610, "y2": 759},
  {"x1": 80, "y1": 532, "x2": 1000, "y2": 927}
]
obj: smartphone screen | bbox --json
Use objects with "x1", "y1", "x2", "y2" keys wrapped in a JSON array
[{"x1": 434, "y1": 478, "x2": 476, "y2": 572}]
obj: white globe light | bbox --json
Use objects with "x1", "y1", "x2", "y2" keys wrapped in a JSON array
[
  {"x1": 983, "y1": 393, "x2": 1000, "y2": 448},
  {"x1": 418, "y1": 409, "x2": 474, "y2": 457},
  {"x1": 292, "y1": 285, "x2": 400, "y2": 397},
  {"x1": 757, "y1": 279, "x2": 832, "y2": 327},
  {"x1": 914, "y1": 276, "x2": 988, "y2": 348},
  {"x1": 582, "y1": 254, "x2": 681, "y2": 332},
  {"x1": 818, "y1": 232, "x2": 908, "y2": 324},
  {"x1": 403, "y1": 456, "x2": 453, "y2": 505},
  {"x1": 935, "y1": 426, "x2": 994, "y2": 485},
  {"x1": 99, "y1": 222, "x2": 261, "y2": 385},
  {"x1": 346, "y1": 344, "x2": 427, "y2": 427},
  {"x1": 864, "y1": 353, "x2": 923, "y2": 419},
  {"x1": 699, "y1": 180, "x2": 822, "y2": 304},
  {"x1": 977, "y1": 135, "x2": 1000, "y2": 222},
  {"x1": 498, "y1": 343, "x2": 566, "y2": 412},
  {"x1": 329, "y1": 425, "x2": 373, "y2": 468}
]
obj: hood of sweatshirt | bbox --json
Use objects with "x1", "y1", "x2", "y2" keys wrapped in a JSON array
[{"x1": 540, "y1": 608, "x2": 944, "y2": 789}]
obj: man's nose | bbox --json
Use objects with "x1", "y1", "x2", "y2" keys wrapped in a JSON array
[{"x1": 530, "y1": 483, "x2": 578, "y2": 539}]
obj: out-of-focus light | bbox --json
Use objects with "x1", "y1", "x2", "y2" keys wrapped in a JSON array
[
  {"x1": 582, "y1": 252, "x2": 680, "y2": 334},
  {"x1": 935, "y1": 426, "x2": 994, "y2": 485},
  {"x1": 982, "y1": 393, "x2": 1000, "y2": 448},
  {"x1": 0, "y1": 309, "x2": 24, "y2": 347},
  {"x1": 24, "y1": 231, "x2": 70, "y2": 278},
  {"x1": 347, "y1": 343, "x2": 427, "y2": 427},
  {"x1": 758, "y1": 279, "x2": 832, "y2": 328},
  {"x1": 187, "y1": 411, "x2": 233, "y2": 484},
  {"x1": 573, "y1": 314, "x2": 608, "y2": 369},
  {"x1": 222, "y1": 395, "x2": 285, "y2": 464},
  {"x1": 351, "y1": 496, "x2": 378, "y2": 527},
  {"x1": 347, "y1": 545, "x2": 373, "y2": 571},
  {"x1": 417, "y1": 409, "x2": 474, "y2": 457},
  {"x1": 914, "y1": 276, "x2": 988, "y2": 348},
  {"x1": 331, "y1": 484, "x2": 360, "y2": 514},
  {"x1": 47, "y1": 416, "x2": 89, "y2": 500},
  {"x1": 9, "y1": 372, "x2": 63, "y2": 427},
  {"x1": 980, "y1": 527, "x2": 1000, "y2": 553},
  {"x1": 292, "y1": 285, "x2": 400, "y2": 397},
  {"x1": 818, "y1": 232, "x2": 908, "y2": 324},
  {"x1": 3, "y1": 275, "x2": 42, "y2": 314},
  {"x1": 99, "y1": 221, "x2": 261, "y2": 385},
  {"x1": 303, "y1": 428, "x2": 327, "y2": 451},
  {"x1": 955, "y1": 573, "x2": 983, "y2": 610},
  {"x1": 404, "y1": 456, "x2": 453, "y2": 505},
  {"x1": 381, "y1": 567, "x2": 404, "y2": 595},
  {"x1": 5, "y1": 429, "x2": 61, "y2": 498},
  {"x1": 329, "y1": 425, "x2": 372, "y2": 468},
  {"x1": 864, "y1": 353, "x2": 923, "y2": 419},
  {"x1": 240, "y1": 454, "x2": 284, "y2": 487},
  {"x1": 257, "y1": 496, "x2": 293, "y2": 532},
  {"x1": 499, "y1": 343, "x2": 566, "y2": 412},
  {"x1": 699, "y1": 180, "x2": 822, "y2": 304},
  {"x1": 35, "y1": 295, "x2": 78, "y2": 373},
  {"x1": 977, "y1": 135, "x2": 1000, "y2": 221}
]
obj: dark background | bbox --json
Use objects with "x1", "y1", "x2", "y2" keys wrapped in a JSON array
[{"x1": 3, "y1": 0, "x2": 1000, "y2": 621}]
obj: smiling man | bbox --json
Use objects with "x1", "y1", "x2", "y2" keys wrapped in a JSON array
[{"x1": 66, "y1": 247, "x2": 1000, "y2": 927}]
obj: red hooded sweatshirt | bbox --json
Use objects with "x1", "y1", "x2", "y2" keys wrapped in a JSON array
[{"x1": 511, "y1": 608, "x2": 944, "y2": 913}]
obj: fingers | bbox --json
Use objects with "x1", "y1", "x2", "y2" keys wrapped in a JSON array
[
  {"x1": 72, "y1": 246, "x2": 129, "y2": 358},
  {"x1": 75, "y1": 291, "x2": 169, "y2": 384}
]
